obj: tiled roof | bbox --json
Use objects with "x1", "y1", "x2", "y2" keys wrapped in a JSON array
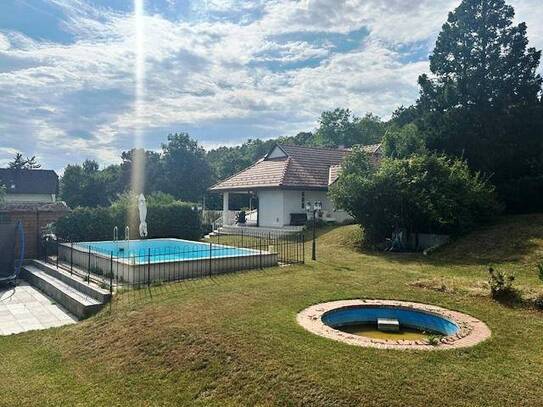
[
  {"x1": 328, "y1": 165, "x2": 342, "y2": 185},
  {"x1": 210, "y1": 143, "x2": 381, "y2": 191},
  {"x1": 0, "y1": 169, "x2": 58, "y2": 195}
]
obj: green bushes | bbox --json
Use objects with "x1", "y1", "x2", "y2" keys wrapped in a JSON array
[
  {"x1": 54, "y1": 198, "x2": 201, "y2": 242},
  {"x1": 54, "y1": 207, "x2": 116, "y2": 242},
  {"x1": 487, "y1": 267, "x2": 517, "y2": 301},
  {"x1": 330, "y1": 149, "x2": 499, "y2": 245}
]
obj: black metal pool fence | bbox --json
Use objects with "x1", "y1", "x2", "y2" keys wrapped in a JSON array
[{"x1": 41, "y1": 230, "x2": 305, "y2": 291}]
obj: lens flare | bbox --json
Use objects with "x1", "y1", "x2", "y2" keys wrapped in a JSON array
[{"x1": 130, "y1": 0, "x2": 145, "y2": 227}]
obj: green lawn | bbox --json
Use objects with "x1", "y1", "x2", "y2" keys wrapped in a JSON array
[{"x1": 2, "y1": 215, "x2": 543, "y2": 406}]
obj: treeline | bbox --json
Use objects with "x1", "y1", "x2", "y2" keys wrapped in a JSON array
[
  {"x1": 59, "y1": 111, "x2": 388, "y2": 209},
  {"x1": 60, "y1": 0, "x2": 543, "y2": 217}
]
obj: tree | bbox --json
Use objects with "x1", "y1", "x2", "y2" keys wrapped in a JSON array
[
  {"x1": 0, "y1": 183, "x2": 5, "y2": 205},
  {"x1": 118, "y1": 149, "x2": 163, "y2": 195},
  {"x1": 60, "y1": 160, "x2": 114, "y2": 207},
  {"x1": 8, "y1": 153, "x2": 41, "y2": 169},
  {"x1": 416, "y1": 0, "x2": 542, "y2": 193},
  {"x1": 330, "y1": 150, "x2": 498, "y2": 245},
  {"x1": 313, "y1": 109, "x2": 386, "y2": 148},
  {"x1": 161, "y1": 133, "x2": 214, "y2": 202},
  {"x1": 382, "y1": 124, "x2": 426, "y2": 158}
]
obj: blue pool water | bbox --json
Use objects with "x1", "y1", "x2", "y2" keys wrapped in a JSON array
[
  {"x1": 74, "y1": 238, "x2": 260, "y2": 264},
  {"x1": 322, "y1": 305, "x2": 459, "y2": 336}
]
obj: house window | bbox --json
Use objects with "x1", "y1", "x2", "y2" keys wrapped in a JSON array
[{"x1": 301, "y1": 192, "x2": 305, "y2": 209}]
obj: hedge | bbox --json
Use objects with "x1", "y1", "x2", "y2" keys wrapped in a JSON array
[{"x1": 54, "y1": 201, "x2": 201, "y2": 242}]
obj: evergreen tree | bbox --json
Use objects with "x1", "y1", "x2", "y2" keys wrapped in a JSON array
[{"x1": 416, "y1": 0, "x2": 542, "y2": 211}]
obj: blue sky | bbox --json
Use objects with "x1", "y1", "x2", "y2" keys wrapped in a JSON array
[{"x1": 0, "y1": 0, "x2": 541, "y2": 171}]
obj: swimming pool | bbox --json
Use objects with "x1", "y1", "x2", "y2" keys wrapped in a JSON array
[
  {"x1": 58, "y1": 238, "x2": 278, "y2": 284},
  {"x1": 322, "y1": 305, "x2": 460, "y2": 337},
  {"x1": 72, "y1": 239, "x2": 261, "y2": 264}
]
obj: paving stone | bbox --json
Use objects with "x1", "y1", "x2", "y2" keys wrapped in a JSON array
[{"x1": 0, "y1": 281, "x2": 76, "y2": 335}]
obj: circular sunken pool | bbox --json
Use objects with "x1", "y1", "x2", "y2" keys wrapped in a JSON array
[{"x1": 297, "y1": 300, "x2": 491, "y2": 350}]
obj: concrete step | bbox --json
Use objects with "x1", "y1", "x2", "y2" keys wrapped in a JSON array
[
  {"x1": 28, "y1": 260, "x2": 111, "y2": 303},
  {"x1": 21, "y1": 265, "x2": 105, "y2": 320}
]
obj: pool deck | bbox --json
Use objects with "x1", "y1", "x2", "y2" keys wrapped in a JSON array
[{"x1": 0, "y1": 281, "x2": 77, "y2": 335}]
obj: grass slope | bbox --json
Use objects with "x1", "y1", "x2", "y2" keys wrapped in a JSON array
[{"x1": 1, "y1": 215, "x2": 543, "y2": 406}]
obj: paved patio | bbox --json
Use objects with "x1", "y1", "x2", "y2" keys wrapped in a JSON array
[{"x1": 0, "y1": 281, "x2": 77, "y2": 335}]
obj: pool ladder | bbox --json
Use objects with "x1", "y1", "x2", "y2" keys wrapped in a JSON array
[{"x1": 113, "y1": 226, "x2": 130, "y2": 253}]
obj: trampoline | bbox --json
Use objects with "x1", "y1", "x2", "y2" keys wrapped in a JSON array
[{"x1": 0, "y1": 221, "x2": 25, "y2": 285}]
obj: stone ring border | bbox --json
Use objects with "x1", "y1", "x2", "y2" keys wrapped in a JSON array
[{"x1": 297, "y1": 299, "x2": 491, "y2": 350}]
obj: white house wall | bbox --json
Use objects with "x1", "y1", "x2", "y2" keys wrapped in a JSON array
[{"x1": 257, "y1": 190, "x2": 285, "y2": 227}]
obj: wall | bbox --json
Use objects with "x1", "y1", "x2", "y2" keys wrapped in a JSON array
[
  {"x1": 1, "y1": 205, "x2": 70, "y2": 258},
  {"x1": 257, "y1": 190, "x2": 284, "y2": 227},
  {"x1": 256, "y1": 188, "x2": 352, "y2": 228},
  {"x1": 283, "y1": 189, "x2": 353, "y2": 225},
  {"x1": 5, "y1": 193, "x2": 55, "y2": 203}
]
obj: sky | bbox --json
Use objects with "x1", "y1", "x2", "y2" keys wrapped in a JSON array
[{"x1": 0, "y1": 0, "x2": 542, "y2": 172}]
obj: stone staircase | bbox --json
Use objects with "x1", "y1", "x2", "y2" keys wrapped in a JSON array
[{"x1": 21, "y1": 260, "x2": 112, "y2": 320}]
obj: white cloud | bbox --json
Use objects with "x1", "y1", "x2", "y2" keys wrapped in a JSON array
[{"x1": 0, "y1": 0, "x2": 541, "y2": 171}]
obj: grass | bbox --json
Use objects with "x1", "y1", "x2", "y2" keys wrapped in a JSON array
[{"x1": 2, "y1": 214, "x2": 543, "y2": 406}]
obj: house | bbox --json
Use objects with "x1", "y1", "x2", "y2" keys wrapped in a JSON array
[
  {"x1": 0, "y1": 168, "x2": 59, "y2": 203},
  {"x1": 209, "y1": 143, "x2": 381, "y2": 232},
  {"x1": 0, "y1": 169, "x2": 69, "y2": 257}
]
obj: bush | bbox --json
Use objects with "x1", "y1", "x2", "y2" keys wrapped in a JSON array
[
  {"x1": 488, "y1": 267, "x2": 517, "y2": 300},
  {"x1": 54, "y1": 199, "x2": 201, "y2": 242},
  {"x1": 54, "y1": 207, "x2": 116, "y2": 242},
  {"x1": 330, "y1": 150, "x2": 499, "y2": 245}
]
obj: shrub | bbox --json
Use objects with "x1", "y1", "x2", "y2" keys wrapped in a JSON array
[
  {"x1": 54, "y1": 199, "x2": 201, "y2": 241},
  {"x1": 487, "y1": 267, "x2": 517, "y2": 300},
  {"x1": 330, "y1": 150, "x2": 499, "y2": 245},
  {"x1": 54, "y1": 207, "x2": 116, "y2": 242}
]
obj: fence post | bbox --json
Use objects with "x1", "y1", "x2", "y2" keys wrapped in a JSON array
[
  {"x1": 110, "y1": 252, "x2": 113, "y2": 295},
  {"x1": 87, "y1": 246, "x2": 91, "y2": 283},
  {"x1": 241, "y1": 229, "x2": 244, "y2": 247},
  {"x1": 56, "y1": 239, "x2": 59, "y2": 269},
  {"x1": 147, "y1": 248, "x2": 151, "y2": 288},
  {"x1": 209, "y1": 241, "x2": 212, "y2": 277},
  {"x1": 302, "y1": 233, "x2": 305, "y2": 263},
  {"x1": 70, "y1": 242, "x2": 73, "y2": 275},
  {"x1": 259, "y1": 235, "x2": 263, "y2": 270},
  {"x1": 44, "y1": 238, "x2": 48, "y2": 264}
]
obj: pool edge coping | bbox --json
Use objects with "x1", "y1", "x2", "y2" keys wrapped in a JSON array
[{"x1": 297, "y1": 299, "x2": 491, "y2": 351}]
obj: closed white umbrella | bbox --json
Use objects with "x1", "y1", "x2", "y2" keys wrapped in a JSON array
[{"x1": 138, "y1": 194, "x2": 148, "y2": 238}]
